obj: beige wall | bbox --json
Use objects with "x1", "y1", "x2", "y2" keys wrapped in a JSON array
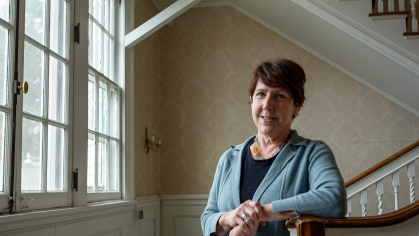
[
  {"x1": 157, "y1": 6, "x2": 419, "y2": 194},
  {"x1": 133, "y1": 0, "x2": 160, "y2": 196},
  {"x1": 134, "y1": 4, "x2": 419, "y2": 214}
]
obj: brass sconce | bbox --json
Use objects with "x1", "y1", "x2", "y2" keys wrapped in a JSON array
[{"x1": 144, "y1": 127, "x2": 162, "y2": 154}]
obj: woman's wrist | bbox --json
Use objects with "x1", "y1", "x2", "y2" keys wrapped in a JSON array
[
  {"x1": 261, "y1": 204, "x2": 296, "y2": 221},
  {"x1": 217, "y1": 213, "x2": 232, "y2": 234}
]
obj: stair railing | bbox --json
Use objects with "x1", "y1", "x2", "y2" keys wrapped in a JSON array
[
  {"x1": 345, "y1": 140, "x2": 419, "y2": 217},
  {"x1": 286, "y1": 140, "x2": 419, "y2": 235}
]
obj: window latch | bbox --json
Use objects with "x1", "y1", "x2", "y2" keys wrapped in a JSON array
[
  {"x1": 74, "y1": 23, "x2": 80, "y2": 44},
  {"x1": 72, "y1": 169, "x2": 78, "y2": 191}
]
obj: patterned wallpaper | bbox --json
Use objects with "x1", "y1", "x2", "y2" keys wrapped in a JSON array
[
  {"x1": 133, "y1": 0, "x2": 160, "y2": 196},
  {"x1": 133, "y1": 3, "x2": 419, "y2": 215},
  {"x1": 157, "y1": 6, "x2": 419, "y2": 215}
]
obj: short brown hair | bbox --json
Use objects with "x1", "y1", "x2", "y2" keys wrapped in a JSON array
[{"x1": 248, "y1": 58, "x2": 306, "y2": 109}]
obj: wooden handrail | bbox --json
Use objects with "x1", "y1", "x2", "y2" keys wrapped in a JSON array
[
  {"x1": 345, "y1": 140, "x2": 419, "y2": 188},
  {"x1": 286, "y1": 200, "x2": 419, "y2": 231}
]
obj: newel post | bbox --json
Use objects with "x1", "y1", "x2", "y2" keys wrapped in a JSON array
[{"x1": 286, "y1": 216, "x2": 328, "y2": 236}]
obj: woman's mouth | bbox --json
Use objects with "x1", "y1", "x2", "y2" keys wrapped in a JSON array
[{"x1": 261, "y1": 116, "x2": 276, "y2": 121}]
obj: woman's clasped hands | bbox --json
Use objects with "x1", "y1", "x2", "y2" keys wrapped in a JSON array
[{"x1": 218, "y1": 200, "x2": 266, "y2": 236}]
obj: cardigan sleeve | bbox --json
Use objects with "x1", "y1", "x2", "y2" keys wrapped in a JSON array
[
  {"x1": 271, "y1": 141, "x2": 347, "y2": 218},
  {"x1": 201, "y1": 151, "x2": 230, "y2": 236}
]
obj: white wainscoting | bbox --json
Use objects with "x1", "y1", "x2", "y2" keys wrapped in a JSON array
[
  {"x1": 0, "y1": 196, "x2": 161, "y2": 236},
  {"x1": 161, "y1": 194, "x2": 209, "y2": 236}
]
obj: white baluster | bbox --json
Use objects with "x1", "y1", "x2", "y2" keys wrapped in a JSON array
[
  {"x1": 361, "y1": 190, "x2": 368, "y2": 217},
  {"x1": 407, "y1": 162, "x2": 416, "y2": 204},
  {"x1": 378, "y1": 0, "x2": 384, "y2": 13},
  {"x1": 411, "y1": 0, "x2": 418, "y2": 32},
  {"x1": 393, "y1": 171, "x2": 400, "y2": 211},
  {"x1": 400, "y1": 0, "x2": 406, "y2": 11},
  {"x1": 389, "y1": 0, "x2": 395, "y2": 12},
  {"x1": 346, "y1": 199, "x2": 352, "y2": 217},
  {"x1": 376, "y1": 180, "x2": 384, "y2": 215}
]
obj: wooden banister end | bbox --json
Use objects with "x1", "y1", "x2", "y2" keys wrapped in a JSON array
[{"x1": 286, "y1": 215, "x2": 329, "y2": 236}]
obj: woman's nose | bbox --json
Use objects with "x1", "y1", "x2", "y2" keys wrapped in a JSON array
[{"x1": 262, "y1": 97, "x2": 273, "y2": 110}]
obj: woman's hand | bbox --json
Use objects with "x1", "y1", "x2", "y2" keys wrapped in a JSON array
[
  {"x1": 229, "y1": 221, "x2": 259, "y2": 236},
  {"x1": 217, "y1": 201, "x2": 263, "y2": 235}
]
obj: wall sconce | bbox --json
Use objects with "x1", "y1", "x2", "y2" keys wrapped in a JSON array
[{"x1": 144, "y1": 127, "x2": 162, "y2": 154}]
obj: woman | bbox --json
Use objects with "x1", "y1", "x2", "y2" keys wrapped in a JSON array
[{"x1": 201, "y1": 58, "x2": 346, "y2": 236}]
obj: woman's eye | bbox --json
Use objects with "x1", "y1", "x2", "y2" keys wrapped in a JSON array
[
  {"x1": 277, "y1": 94, "x2": 285, "y2": 99},
  {"x1": 257, "y1": 92, "x2": 264, "y2": 96}
]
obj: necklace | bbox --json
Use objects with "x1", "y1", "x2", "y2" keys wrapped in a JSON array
[{"x1": 253, "y1": 136, "x2": 288, "y2": 160}]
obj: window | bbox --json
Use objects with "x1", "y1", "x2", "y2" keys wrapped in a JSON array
[
  {"x1": 0, "y1": 0, "x2": 125, "y2": 212},
  {"x1": 0, "y1": 0, "x2": 13, "y2": 212},
  {"x1": 87, "y1": 0, "x2": 121, "y2": 202}
]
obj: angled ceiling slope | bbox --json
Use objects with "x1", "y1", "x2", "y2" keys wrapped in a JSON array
[{"x1": 144, "y1": 0, "x2": 419, "y2": 116}]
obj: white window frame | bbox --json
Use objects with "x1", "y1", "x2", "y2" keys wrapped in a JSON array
[
  {"x1": 0, "y1": 0, "x2": 133, "y2": 213},
  {"x1": 72, "y1": 0, "x2": 133, "y2": 206},
  {"x1": 0, "y1": 0, "x2": 16, "y2": 212},
  {"x1": 12, "y1": 0, "x2": 75, "y2": 211}
]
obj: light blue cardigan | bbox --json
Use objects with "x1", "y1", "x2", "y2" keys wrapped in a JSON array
[{"x1": 201, "y1": 130, "x2": 346, "y2": 236}]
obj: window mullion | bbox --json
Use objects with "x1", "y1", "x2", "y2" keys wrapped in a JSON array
[
  {"x1": 94, "y1": 75, "x2": 99, "y2": 192},
  {"x1": 106, "y1": 82, "x2": 110, "y2": 192},
  {"x1": 42, "y1": 121, "x2": 48, "y2": 192}
]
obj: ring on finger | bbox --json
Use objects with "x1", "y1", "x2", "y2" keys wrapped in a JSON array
[{"x1": 241, "y1": 213, "x2": 249, "y2": 221}]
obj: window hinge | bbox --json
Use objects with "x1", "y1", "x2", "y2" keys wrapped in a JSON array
[
  {"x1": 119, "y1": 0, "x2": 121, "y2": 5},
  {"x1": 72, "y1": 169, "x2": 78, "y2": 191},
  {"x1": 74, "y1": 23, "x2": 80, "y2": 44},
  {"x1": 12, "y1": 80, "x2": 21, "y2": 95}
]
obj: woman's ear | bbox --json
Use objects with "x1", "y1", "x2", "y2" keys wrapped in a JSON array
[{"x1": 249, "y1": 96, "x2": 253, "y2": 104}]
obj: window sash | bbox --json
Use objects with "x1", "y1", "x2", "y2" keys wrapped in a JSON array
[{"x1": 11, "y1": 0, "x2": 74, "y2": 211}]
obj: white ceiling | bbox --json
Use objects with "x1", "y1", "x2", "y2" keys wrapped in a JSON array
[{"x1": 150, "y1": 0, "x2": 419, "y2": 116}]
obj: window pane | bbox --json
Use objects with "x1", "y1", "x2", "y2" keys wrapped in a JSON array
[
  {"x1": 87, "y1": 133, "x2": 95, "y2": 192},
  {"x1": 0, "y1": 0, "x2": 10, "y2": 22},
  {"x1": 109, "y1": 140, "x2": 118, "y2": 192},
  {"x1": 23, "y1": 42, "x2": 44, "y2": 117},
  {"x1": 47, "y1": 125, "x2": 64, "y2": 191},
  {"x1": 92, "y1": 22, "x2": 102, "y2": 72},
  {"x1": 0, "y1": 112, "x2": 5, "y2": 192},
  {"x1": 104, "y1": 0, "x2": 110, "y2": 31},
  {"x1": 48, "y1": 56, "x2": 66, "y2": 123},
  {"x1": 110, "y1": 39, "x2": 114, "y2": 81},
  {"x1": 88, "y1": 75, "x2": 95, "y2": 130},
  {"x1": 0, "y1": 26, "x2": 8, "y2": 106},
  {"x1": 22, "y1": 118, "x2": 43, "y2": 191},
  {"x1": 92, "y1": 0, "x2": 102, "y2": 24},
  {"x1": 99, "y1": 81, "x2": 107, "y2": 134},
  {"x1": 109, "y1": 88, "x2": 118, "y2": 138},
  {"x1": 25, "y1": 0, "x2": 46, "y2": 45},
  {"x1": 103, "y1": 34, "x2": 109, "y2": 77},
  {"x1": 88, "y1": 19, "x2": 92, "y2": 66},
  {"x1": 98, "y1": 137, "x2": 107, "y2": 192},
  {"x1": 50, "y1": 0, "x2": 67, "y2": 58},
  {"x1": 109, "y1": 0, "x2": 114, "y2": 35}
]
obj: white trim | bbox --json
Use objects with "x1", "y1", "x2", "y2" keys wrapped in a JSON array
[
  {"x1": 291, "y1": 0, "x2": 419, "y2": 76},
  {"x1": 405, "y1": 35, "x2": 419, "y2": 39},
  {"x1": 161, "y1": 194, "x2": 209, "y2": 206},
  {"x1": 124, "y1": 0, "x2": 202, "y2": 48},
  {"x1": 122, "y1": 0, "x2": 135, "y2": 201},
  {"x1": 161, "y1": 194, "x2": 209, "y2": 200},
  {"x1": 228, "y1": 1, "x2": 419, "y2": 117},
  {"x1": 0, "y1": 200, "x2": 138, "y2": 233},
  {"x1": 194, "y1": 1, "x2": 230, "y2": 8}
]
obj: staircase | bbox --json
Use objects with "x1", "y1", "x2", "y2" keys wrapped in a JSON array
[
  {"x1": 286, "y1": 141, "x2": 419, "y2": 235},
  {"x1": 359, "y1": 0, "x2": 419, "y2": 39}
]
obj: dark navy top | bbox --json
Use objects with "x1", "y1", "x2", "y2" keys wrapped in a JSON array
[{"x1": 240, "y1": 141, "x2": 277, "y2": 203}]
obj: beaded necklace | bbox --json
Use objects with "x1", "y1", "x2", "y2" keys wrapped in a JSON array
[{"x1": 253, "y1": 136, "x2": 288, "y2": 160}]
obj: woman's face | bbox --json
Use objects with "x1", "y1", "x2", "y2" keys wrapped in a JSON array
[{"x1": 250, "y1": 80, "x2": 301, "y2": 138}]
